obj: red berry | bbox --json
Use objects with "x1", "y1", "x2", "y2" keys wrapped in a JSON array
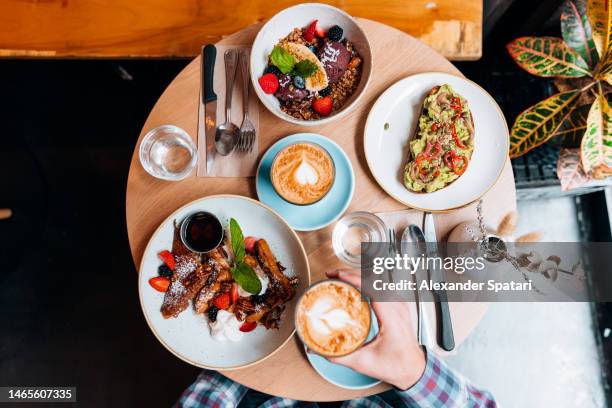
[
  {"x1": 304, "y1": 20, "x2": 317, "y2": 42},
  {"x1": 230, "y1": 283, "x2": 239, "y2": 304},
  {"x1": 239, "y1": 321, "x2": 257, "y2": 332},
  {"x1": 158, "y1": 250, "x2": 175, "y2": 270},
  {"x1": 212, "y1": 292, "x2": 231, "y2": 310},
  {"x1": 315, "y1": 26, "x2": 326, "y2": 38},
  {"x1": 244, "y1": 236, "x2": 257, "y2": 253},
  {"x1": 149, "y1": 276, "x2": 170, "y2": 292},
  {"x1": 258, "y1": 73, "x2": 279, "y2": 94},
  {"x1": 312, "y1": 96, "x2": 333, "y2": 116}
]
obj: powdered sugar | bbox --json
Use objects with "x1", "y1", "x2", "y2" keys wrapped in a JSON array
[{"x1": 174, "y1": 255, "x2": 198, "y2": 280}]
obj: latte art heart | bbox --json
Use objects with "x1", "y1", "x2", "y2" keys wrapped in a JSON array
[
  {"x1": 294, "y1": 159, "x2": 319, "y2": 185},
  {"x1": 271, "y1": 143, "x2": 335, "y2": 205},
  {"x1": 306, "y1": 296, "x2": 358, "y2": 335}
]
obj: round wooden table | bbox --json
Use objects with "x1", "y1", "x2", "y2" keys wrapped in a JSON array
[{"x1": 127, "y1": 19, "x2": 516, "y2": 401}]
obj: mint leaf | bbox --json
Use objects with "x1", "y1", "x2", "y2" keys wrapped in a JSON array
[
  {"x1": 292, "y1": 60, "x2": 318, "y2": 78},
  {"x1": 270, "y1": 46, "x2": 295, "y2": 74},
  {"x1": 231, "y1": 263, "x2": 262, "y2": 294},
  {"x1": 229, "y1": 218, "x2": 245, "y2": 264}
]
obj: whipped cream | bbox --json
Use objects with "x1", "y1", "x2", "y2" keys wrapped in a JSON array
[
  {"x1": 209, "y1": 310, "x2": 245, "y2": 342},
  {"x1": 306, "y1": 296, "x2": 357, "y2": 335},
  {"x1": 294, "y1": 160, "x2": 319, "y2": 185}
]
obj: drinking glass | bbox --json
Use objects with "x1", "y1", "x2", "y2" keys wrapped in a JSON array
[
  {"x1": 139, "y1": 125, "x2": 197, "y2": 180},
  {"x1": 332, "y1": 211, "x2": 388, "y2": 268}
]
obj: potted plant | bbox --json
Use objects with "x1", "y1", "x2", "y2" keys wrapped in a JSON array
[{"x1": 507, "y1": 0, "x2": 612, "y2": 190}]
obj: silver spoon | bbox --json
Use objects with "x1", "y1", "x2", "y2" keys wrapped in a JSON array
[{"x1": 215, "y1": 49, "x2": 240, "y2": 156}]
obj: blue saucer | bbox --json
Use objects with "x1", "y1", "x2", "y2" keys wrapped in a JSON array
[
  {"x1": 306, "y1": 309, "x2": 381, "y2": 390},
  {"x1": 256, "y1": 133, "x2": 355, "y2": 231}
]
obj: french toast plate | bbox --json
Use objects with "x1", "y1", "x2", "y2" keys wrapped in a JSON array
[
  {"x1": 363, "y1": 72, "x2": 509, "y2": 212},
  {"x1": 138, "y1": 195, "x2": 310, "y2": 369}
]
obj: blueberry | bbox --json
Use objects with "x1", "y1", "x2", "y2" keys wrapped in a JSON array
[
  {"x1": 264, "y1": 65, "x2": 282, "y2": 77},
  {"x1": 158, "y1": 264, "x2": 173, "y2": 278},
  {"x1": 207, "y1": 305, "x2": 219, "y2": 322},
  {"x1": 293, "y1": 75, "x2": 305, "y2": 89},
  {"x1": 318, "y1": 86, "x2": 332, "y2": 97},
  {"x1": 251, "y1": 292, "x2": 268, "y2": 304},
  {"x1": 307, "y1": 44, "x2": 318, "y2": 54}
]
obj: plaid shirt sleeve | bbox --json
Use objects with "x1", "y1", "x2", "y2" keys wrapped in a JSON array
[
  {"x1": 396, "y1": 351, "x2": 497, "y2": 408},
  {"x1": 174, "y1": 370, "x2": 248, "y2": 408}
]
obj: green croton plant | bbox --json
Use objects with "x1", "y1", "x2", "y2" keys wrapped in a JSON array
[{"x1": 507, "y1": 0, "x2": 612, "y2": 190}]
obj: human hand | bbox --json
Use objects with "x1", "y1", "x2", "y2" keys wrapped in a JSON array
[{"x1": 324, "y1": 269, "x2": 426, "y2": 390}]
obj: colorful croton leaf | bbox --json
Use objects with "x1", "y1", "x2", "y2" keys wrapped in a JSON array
[
  {"x1": 581, "y1": 92, "x2": 612, "y2": 176},
  {"x1": 562, "y1": 0, "x2": 599, "y2": 68},
  {"x1": 557, "y1": 148, "x2": 590, "y2": 190},
  {"x1": 507, "y1": 37, "x2": 591, "y2": 77},
  {"x1": 595, "y1": 54, "x2": 612, "y2": 85},
  {"x1": 587, "y1": 0, "x2": 612, "y2": 57},
  {"x1": 549, "y1": 104, "x2": 591, "y2": 147},
  {"x1": 510, "y1": 90, "x2": 581, "y2": 157}
]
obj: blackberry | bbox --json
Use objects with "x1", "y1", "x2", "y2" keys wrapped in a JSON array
[
  {"x1": 327, "y1": 25, "x2": 343, "y2": 42},
  {"x1": 318, "y1": 86, "x2": 332, "y2": 97},
  {"x1": 158, "y1": 264, "x2": 173, "y2": 278},
  {"x1": 264, "y1": 65, "x2": 282, "y2": 77},
  {"x1": 207, "y1": 305, "x2": 219, "y2": 322}
]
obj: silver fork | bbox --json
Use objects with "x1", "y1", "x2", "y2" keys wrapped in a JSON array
[
  {"x1": 237, "y1": 49, "x2": 256, "y2": 153},
  {"x1": 388, "y1": 227, "x2": 397, "y2": 284}
]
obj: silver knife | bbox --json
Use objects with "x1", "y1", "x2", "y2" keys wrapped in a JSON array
[
  {"x1": 199, "y1": 44, "x2": 217, "y2": 174},
  {"x1": 402, "y1": 225, "x2": 431, "y2": 347},
  {"x1": 423, "y1": 212, "x2": 455, "y2": 351}
]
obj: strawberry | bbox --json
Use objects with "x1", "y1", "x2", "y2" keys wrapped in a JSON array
[
  {"x1": 258, "y1": 73, "x2": 279, "y2": 94},
  {"x1": 312, "y1": 96, "x2": 333, "y2": 116},
  {"x1": 315, "y1": 25, "x2": 326, "y2": 38},
  {"x1": 244, "y1": 236, "x2": 257, "y2": 253},
  {"x1": 158, "y1": 250, "x2": 175, "y2": 270},
  {"x1": 212, "y1": 292, "x2": 231, "y2": 310},
  {"x1": 149, "y1": 276, "x2": 170, "y2": 292},
  {"x1": 304, "y1": 20, "x2": 317, "y2": 42},
  {"x1": 230, "y1": 283, "x2": 239, "y2": 304},
  {"x1": 239, "y1": 321, "x2": 257, "y2": 332}
]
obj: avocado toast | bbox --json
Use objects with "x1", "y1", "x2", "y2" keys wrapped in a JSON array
[{"x1": 404, "y1": 84, "x2": 474, "y2": 193}]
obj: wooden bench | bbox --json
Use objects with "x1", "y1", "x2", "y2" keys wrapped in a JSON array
[{"x1": 0, "y1": 0, "x2": 481, "y2": 60}]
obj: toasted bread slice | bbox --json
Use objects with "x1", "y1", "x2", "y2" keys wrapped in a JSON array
[
  {"x1": 403, "y1": 84, "x2": 474, "y2": 193},
  {"x1": 161, "y1": 224, "x2": 209, "y2": 318}
]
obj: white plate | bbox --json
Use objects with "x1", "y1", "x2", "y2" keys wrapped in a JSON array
[
  {"x1": 138, "y1": 195, "x2": 310, "y2": 369},
  {"x1": 364, "y1": 72, "x2": 509, "y2": 212}
]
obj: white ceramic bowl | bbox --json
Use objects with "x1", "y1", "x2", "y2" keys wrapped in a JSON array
[
  {"x1": 138, "y1": 195, "x2": 311, "y2": 369},
  {"x1": 250, "y1": 3, "x2": 372, "y2": 126}
]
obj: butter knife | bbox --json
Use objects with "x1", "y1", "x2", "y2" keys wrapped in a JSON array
[
  {"x1": 200, "y1": 44, "x2": 217, "y2": 174},
  {"x1": 423, "y1": 212, "x2": 455, "y2": 351},
  {"x1": 403, "y1": 224, "x2": 431, "y2": 347}
]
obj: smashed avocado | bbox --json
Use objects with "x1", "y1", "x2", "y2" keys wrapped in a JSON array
[{"x1": 403, "y1": 84, "x2": 474, "y2": 193}]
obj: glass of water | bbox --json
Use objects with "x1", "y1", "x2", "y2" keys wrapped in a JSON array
[
  {"x1": 139, "y1": 125, "x2": 197, "y2": 181},
  {"x1": 332, "y1": 211, "x2": 389, "y2": 268}
]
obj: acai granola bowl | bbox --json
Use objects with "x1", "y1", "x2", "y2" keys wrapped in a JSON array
[{"x1": 250, "y1": 3, "x2": 372, "y2": 126}]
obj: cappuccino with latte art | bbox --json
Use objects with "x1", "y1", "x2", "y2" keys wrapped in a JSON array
[{"x1": 270, "y1": 143, "x2": 335, "y2": 205}]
